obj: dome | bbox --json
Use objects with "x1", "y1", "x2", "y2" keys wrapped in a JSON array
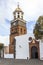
[
  {"x1": 15, "y1": 7, "x2": 23, "y2": 12},
  {"x1": 13, "y1": 4, "x2": 24, "y2": 14}
]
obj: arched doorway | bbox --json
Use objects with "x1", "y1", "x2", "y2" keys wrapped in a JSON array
[
  {"x1": 29, "y1": 39, "x2": 40, "y2": 59},
  {"x1": 31, "y1": 46, "x2": 38, "y2": 59}
]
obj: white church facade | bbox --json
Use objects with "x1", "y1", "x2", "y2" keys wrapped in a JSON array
[{"x1": 14, "y1": 34, "x2": 43, "y2": 60}]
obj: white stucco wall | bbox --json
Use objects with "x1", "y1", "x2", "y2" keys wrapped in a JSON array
[
  {"x1": 4, "y1": 54, "x2": 14, "y2": 58},
  {"x1": 40, "y1": 40, "x2": 43, "y2": 60},
  {"x1": 15, "y1": 34, "x2": 34, "y2": 59}
]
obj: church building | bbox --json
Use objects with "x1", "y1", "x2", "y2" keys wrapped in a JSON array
[{"x1": 8, "y1": 4, "x2": 43, "y2": 60}]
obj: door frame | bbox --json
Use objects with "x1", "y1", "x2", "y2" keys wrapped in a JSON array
[{"x1": 29, "y1": 39, "x2": 40, "y2": 59}]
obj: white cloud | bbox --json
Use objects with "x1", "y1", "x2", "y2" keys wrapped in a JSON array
[{"x1": 0, "y1": 36, "x2": 9, "y2": 46}]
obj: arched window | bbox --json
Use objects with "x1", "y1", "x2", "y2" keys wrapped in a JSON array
[
  {"x1": 24, "y1": 29, "x2": 25, "y2": 34},
  {"x1": 18, "y1": 12, "x2": 20, "y2": 18},
  {"x1": 21, "y1": 28, "x2": 22, "y2": 34}
]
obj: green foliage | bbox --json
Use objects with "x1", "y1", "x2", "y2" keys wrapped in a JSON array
[
  {"x1": 33, "y1": 16, "x2": 43, "y2": 39},
  {"x1": 0, "y1": 44, "x2": 4, "y2": 49}
]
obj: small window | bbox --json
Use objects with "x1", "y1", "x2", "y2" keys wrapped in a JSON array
[
  {"x1": 29, "y1": 37, "x2": 32, "y2": 41},
  {"x1": 24, "y1": 30, "x2": 26, "y2": 34},
  {"x1": 11, "y1": 28, "x2": 13, "y2": 32},
  {"x1": 18, "y1": 12, "x2": 20, "y2": 18},
  {"x1": 21, "y1": 28, "x2": 22, "y2": 33},
  {"x1": 18, "y1": 14, "x2": 20, "y2": 18}
]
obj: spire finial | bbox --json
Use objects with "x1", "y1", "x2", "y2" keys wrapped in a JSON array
[{"x1": 18, "y1": 2, "x2": 19, "y2": 8}]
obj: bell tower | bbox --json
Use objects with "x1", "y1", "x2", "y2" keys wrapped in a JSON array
[{"x1": 9, "y1": 3, "x2": 27, "y2": 54}]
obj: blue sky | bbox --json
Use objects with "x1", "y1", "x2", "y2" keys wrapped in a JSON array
[{"x1": 0, "y1": 0, "x2": 43, "y2": 45}]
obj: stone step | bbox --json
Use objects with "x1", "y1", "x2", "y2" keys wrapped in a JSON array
[{"x1": 0, "y1": 59, "x2": 43, "y2": 65}]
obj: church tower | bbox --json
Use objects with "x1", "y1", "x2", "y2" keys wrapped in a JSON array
[{"x1": 9, "y1": 4, "x2": 27, "y2": 54}]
